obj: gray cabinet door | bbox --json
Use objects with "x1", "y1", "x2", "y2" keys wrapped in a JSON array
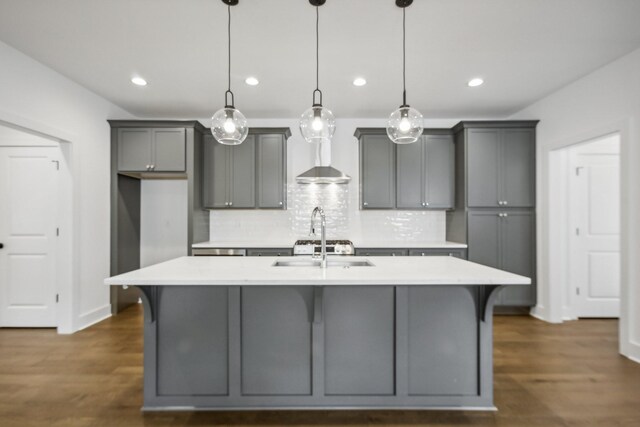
[
  {"x1": 152, "y1": 128, "x2": 186, "y2": 172},
  {"x1": 361, "y1": 135, "x2": 395, "y2": 209},
  {"x1": 424, "y1": 134, "x2": 455, "y2": 209},
  {"x1": 203, "y1": 134, "x2": 229, "y2": 208},
  {"x1": 241, "y1": 287, "x2": 313, "y2": 395},
  {"x1": 467, "y1": 211, "x2": 501, "y2": 270},
  {"x1": 396, "y1": 140, "x2": 423, "y2": 209},
  {"x1": 501, "y1": 129, "x2": 535, "y2": 208},
  {"x1": 229, "y1": 135, "x2": 256, "y2": 208},
  {"x1": 499, "y1": 211, "x2": 535, "y2": 306},
  {"x1": 324, "y1": 286, "x2": 395, "y2": 395},
  {"x1": 257, "y1": 134, "x2": 286, "y2": 209},
  {"x1": 156, "y1": 286, "x2": 228, "y2": 396},
  {"x1": 117, "y1": 128, "x2": 152, "y2": 171},
  {"x1": 407, "y1": 286, "x2": 478, "y2": 396},
  {"x1": 467, "y1": 129, "x2": 500, "y2": 208}
]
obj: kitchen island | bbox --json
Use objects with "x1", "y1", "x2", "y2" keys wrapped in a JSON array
[{"x1": 105, "y1": 255, "x2": 529, "y2": 411}]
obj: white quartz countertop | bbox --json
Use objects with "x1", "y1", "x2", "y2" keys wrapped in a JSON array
[
  {"x1": 192, "y1": 240, "x2": 467, "y2": 249},
  {"x1": 105, "y1": 256, "x2": 528, "y2": 286}
]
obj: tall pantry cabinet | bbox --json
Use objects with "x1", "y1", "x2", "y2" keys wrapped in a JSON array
[{"x1": 447, "y1": 121, "x2": 538, "y2": 307}]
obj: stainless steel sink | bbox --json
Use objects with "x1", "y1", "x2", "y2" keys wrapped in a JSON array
[{"x1": 272, "y1": 259, "x2": 374, "y2": 268}]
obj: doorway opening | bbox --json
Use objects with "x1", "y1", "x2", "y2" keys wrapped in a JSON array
[
  {"x1": 555, "y1": 133, "x2": 621, "y2": 320},
  {"x1": 0, "y1": 122, "x2": 70, "y2": 329}
]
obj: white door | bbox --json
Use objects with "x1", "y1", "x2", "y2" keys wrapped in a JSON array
[
  {"x1": 0, "y1": 146, "x2": 59, "y2": 327},
  {"x1": 569, "y1": 135, "x2": 620, "y2": 318}
]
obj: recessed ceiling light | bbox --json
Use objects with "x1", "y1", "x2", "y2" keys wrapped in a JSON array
[
  {"x1": 467, "y1": 78, "x2": 484, "y2": 87},
  {"x1": 245, "y1": 77, "x2": 259, "y2": 86},
  {"x1": 131, "y1": 76, "x2": 147, "y2": 86},
  {"x1": 353, "y1": 77, "x2": 367, "y2": 87}
]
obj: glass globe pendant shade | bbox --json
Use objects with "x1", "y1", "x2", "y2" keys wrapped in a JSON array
[
  {"x1": 386, "y1": 106, "x2": 423, "y2": 144},
  {"x1": 211, "y1": 107, "x2": 248, "y2": 145},
  {"x1": 299, "y1": 105, "x2": 336, "y2": 144}
]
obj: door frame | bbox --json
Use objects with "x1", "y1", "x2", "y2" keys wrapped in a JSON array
[
  {"x1": 0, "y1": 114, "x2": 74, "y2": 333},
  {"x1": 545, "y1": 118, "x2": 631, "y2": 358}
]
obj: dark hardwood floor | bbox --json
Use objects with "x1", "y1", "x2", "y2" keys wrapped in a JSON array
[{"x1": 0, "y1": 304, "x2": 639, "y2": 426}]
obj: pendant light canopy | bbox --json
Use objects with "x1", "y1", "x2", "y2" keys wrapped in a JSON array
[
  {"x1": 212, "y1": 0, "x2": 248, "y2": 146},
  {"x1": 299, "y1": 0, "x2": 336, "y2": 144},
  {"x1": 386, "y1": 0, "x2": 423, "y2": 145}
]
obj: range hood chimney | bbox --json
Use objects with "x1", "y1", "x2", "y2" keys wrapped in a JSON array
[{"x1": 296, "y1": 142, "x2": 351, "y2": 184}]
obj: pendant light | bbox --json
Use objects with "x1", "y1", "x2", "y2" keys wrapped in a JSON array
[
  {"x1": 299, "y1": 0, "x2": 336, "y2": 144},
  {"x1": 386, "y1": 0, "x2": 423, "y2": 144},
  {"x1": 211, "y1": 0, "x2": 248, "y2": 145}
]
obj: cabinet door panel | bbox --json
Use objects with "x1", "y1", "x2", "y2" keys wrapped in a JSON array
[
  {"x1": 467, "y1": 211, "x2": 501, "y2": 269},
  {"x1": 156, "y1": 286, "x2": 228, "y2": 396},
  {"x1": 241, "y1": 287, "x2": 312, "y2": 395},
  {"x1": 117, "y1": 128, "x2": 152, "y2": 171},
  {"x1": 324, "y1": 286, "x2": 395, "y2": 395},
  {"x1": 396, "y1": 141, "x2": 424, "y2": 208},
  {"x1": 257, "y1": 135, "x2": 286, "y2": 208},
  {"x1": 361, "y1": 136, "x2": 395, "y2": 209},
  {"x1": 229, "y1": 135, "x2": 255, "y2": 208},
  {"x1": 152, "y1": 128, "x2": 186, "y2": 171},
  {"x1": 500, "y1": 212, "x2": 535, "y2": 306},
  {"x1": 408, "y1": 248, "x2": 467, "y2": 259},
  {"x1": 467, "y1": 129, "x2": 500, "y2": 207},
  {"x1": 501, "y1": 129, "x2": 535, "y2": 207},
  {"x1": 424, "y1": 134, "x2": 455, "y2": 208},
  {"x1": 408, "y1": 286, "x2": 478, "y2": 396},
  {"x1": 203, "y1": 134, "x2": 229, "y2": 208},
  {"x1": 246, "y1": 248, "x2": 293, "y2": 257}
]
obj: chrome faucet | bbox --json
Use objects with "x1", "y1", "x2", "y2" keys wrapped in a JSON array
[{"x1": 309, "y1": 206, "x2": 327, "y2": 268}]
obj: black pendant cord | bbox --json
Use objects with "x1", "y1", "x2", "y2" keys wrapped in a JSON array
[
  {"x1": 312, "y1": 5, "x2": 323, "y2": 107},
  {"x1": 401, "y1": 6, "x2": 407, "y2": 108},
  {"x1": 224, "y1": 4, "x2": 235, "y2": 108}
]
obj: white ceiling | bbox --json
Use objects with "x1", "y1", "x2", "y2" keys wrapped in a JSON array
[{"x1": 1, "y1": 0, "x2": 640, "y2": 119}]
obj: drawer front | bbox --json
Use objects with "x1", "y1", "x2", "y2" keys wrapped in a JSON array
[
  {"x1": 408, "y1": 248, "x2": 467, "y2": 259},
  {"x1": 355, "y1": 248, "x2": 408, "y2": 257},
  {"x1": 247, "y1": 248, "x2": 293, "y2": 257}
]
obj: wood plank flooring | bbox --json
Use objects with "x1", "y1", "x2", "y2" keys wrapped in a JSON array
[{"x1": 1, "y1": 305, "x2": 639, "y2": 426}]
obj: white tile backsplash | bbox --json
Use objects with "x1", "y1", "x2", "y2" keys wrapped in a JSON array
[{"x1": 209, "y1": 183, "x2": 445, "y2": 244}]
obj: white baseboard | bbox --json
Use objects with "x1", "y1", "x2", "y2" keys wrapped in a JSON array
[
  {"x1": 73, "y1": 304, "x2": 112, "y2": 333},
  {"x1": 529, "y1": 305, "x2": 547, "y2": 321},
  {"x1": 622, "y1": 341, "x2": 640, "y2": 364}
]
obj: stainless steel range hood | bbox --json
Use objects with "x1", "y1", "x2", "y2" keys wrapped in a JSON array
[{"x1": 296, "y1": 140, "x2": 351, "y2": 184}]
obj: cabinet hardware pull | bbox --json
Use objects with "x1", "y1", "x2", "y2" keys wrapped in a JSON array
[{"x1": 363, "y1": 202, "x2": 368, "y2": 206}]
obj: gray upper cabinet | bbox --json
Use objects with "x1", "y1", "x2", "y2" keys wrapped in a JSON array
[
  {"x1": 117, "y1": 127, "x2": 185, "y2": 172},
  {"x1": 359, "y1": 133, "x2": 396, "y2": 209},
  {"x1": 203, "y1": 129, "x2": 289, "y2": 210},
  {"x1": 357, "y1": 128, "x2": 454, "y2": 210},
  {"x1": 466, "y1": 127, "x2": 534, "y2": 208},
  {"x1": 257, "y1": 134, "x2": 287, "y2": 208},
  {"x1": 397, "y1": 133, "x2": 454, "y2": 209}
]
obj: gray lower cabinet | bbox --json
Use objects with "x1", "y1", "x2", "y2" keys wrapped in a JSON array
[
  {"x1": 241, "y1": 287, "x2": 313, "y2": 395},
  {"x1": 408, "y1": 248, "x2": 467, "y2": 258},
  {"x1": 203, "y1": 129, "x2": 290, "y2": 210},
  {"x1": 324, "y1": 286, "x2": 395, "y2": 395},
  {"x1": 468, "y1": 210, "x2": 535, "y2": 306},
  {"x1": 407, "y1": 286, "x2": 478, "y2": 395},
  {"x1": 140, "y1": 284, "x2": 502, "y2": 409},
  {"x1": 359, "y1": 134, "x2": 396, "y2": 209},
  {"x1": 156, "y1": 286, "x2": 228, "y2": 396},
  {"x1": 117, "y1": 127, "x2": 186, "y2": 172},
  {"x1": 246, "y1": 248, "x2": 293, "y2": 257},
  {"x1": 355, "y1": 248, "x2": 408, "y2": 256},
  {"x1": 397, "y1": 133, "x2": 454, "y2": 209},
  {"x1": 465, "y1": 127, "x2": 534, "y2": 208}
]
